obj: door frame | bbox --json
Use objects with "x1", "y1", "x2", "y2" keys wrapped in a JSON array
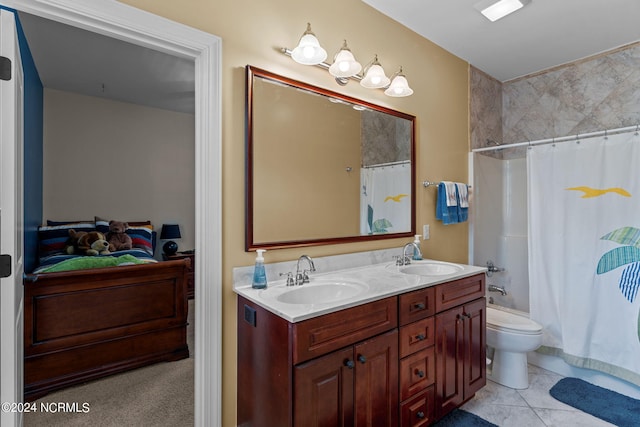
[
  {"x1": 0, "y1": 8, "x2": 25, "y2": 427},
  {"x1": 0, "y1": 1, "x2": 223, "y2": 426}
]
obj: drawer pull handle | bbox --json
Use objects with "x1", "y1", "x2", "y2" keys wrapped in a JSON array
[
  {"x1": 357, "y1": 355, "x2": 367, "y2": 364},
  {"x1": 414, "y1": 302, "x2": 425, "y2": 310},
  {"x1": 344, "y1": 359, "x2": 355, "y2": 369},
  {"x1": 416, "y1": 334, "x2": 425, "y2": 341},
  {"x1": 415, "y1": 369, "x2": 425, "y2": 378},
  {"x1": 416, "y1": 411, "x2": 425, "y2": 419}
]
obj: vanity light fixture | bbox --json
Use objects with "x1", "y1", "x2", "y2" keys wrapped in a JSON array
[
  {"x1": 282, "y1": 23, "x2": 413, "y2": 97},
  {"x1": 384, "y1": 67, "x2": 413, "y2": 97},
  {"x1": 475, "y1": 0, "x2": 532, "y2": 22}
]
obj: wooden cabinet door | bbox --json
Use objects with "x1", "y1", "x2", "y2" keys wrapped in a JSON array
[
  {"x1": 463, "y1": 298, "x2": 486, "y2": 399},
  {"x1": 435, "y1": 306, "x2": 465, "y2": 418},
  {"x1": 294, "y1": 347, "x2": 355, "y2": 427},
  {"x1": 354, "y1": 329, "x2": 399, "y2": 427}
]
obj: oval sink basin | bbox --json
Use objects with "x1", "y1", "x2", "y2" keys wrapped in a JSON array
[
  {"x1": 276, "y1": 280, "x2": 368, "y2": 305},
  {"x1": 394, "y1": 260, "x2": 464, "y2": 276}
]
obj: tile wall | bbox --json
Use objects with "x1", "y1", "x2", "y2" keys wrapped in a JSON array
[{"x1": 471, "y1": 41, "x2": 640, "y2": 152}]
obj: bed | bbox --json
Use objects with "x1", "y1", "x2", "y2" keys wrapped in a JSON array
[{"x1": 23, "y1": 219, "x2": 190, "y2": 401}]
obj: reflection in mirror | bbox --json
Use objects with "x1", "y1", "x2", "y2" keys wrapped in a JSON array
[{"x1": 246, "y1": 66, "x2": 416, "y2": 250}]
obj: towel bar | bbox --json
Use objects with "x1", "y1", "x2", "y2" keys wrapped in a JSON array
[{"x1": 422, "y1": 180, "x2": 471, "y2": 188}]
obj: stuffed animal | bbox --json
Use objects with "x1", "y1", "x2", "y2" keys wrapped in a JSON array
[
  {"x1": 106, "y1": 220, "x2": 133, "y2": 252},
  {"x1": 64, "y1": 229, "x2": 87, "y2": 255},
  {"x1": 65, "y1": 229, "x2": 110, "y2": 256}
]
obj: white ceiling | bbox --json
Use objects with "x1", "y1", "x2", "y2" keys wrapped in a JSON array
[
  {"x1": 17, "y1": 1, "x2": 640, "y2": 112},
  {"x1": 18, "y1": 11, "x2": 195, "y2": 114},
  {"x1": 363, "y1": 0, "x2": 640, "y2": 82}
]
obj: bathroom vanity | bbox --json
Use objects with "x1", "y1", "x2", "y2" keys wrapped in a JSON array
[{"x1": 235, "y1": 260, "x2": 486, "y2": 426}]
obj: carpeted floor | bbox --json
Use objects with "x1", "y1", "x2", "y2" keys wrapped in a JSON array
[
  {"x1": 550, "y1": 377, "x2": 640, "y2": 427},
  {"x1": 24, "y1": 300, "x2": 195, "y2": 427}
]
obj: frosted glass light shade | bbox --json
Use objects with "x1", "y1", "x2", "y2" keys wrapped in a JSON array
[
  {"x1": 291, "y1": 33, "x2": 327, "y2": 65},
  {"x1": 329, "y1": 43, "x2": 362, "y2": 78},
  {"x1": 384, "y1": 74, "x2": 413, "y2": 97},
  {"x1": 360, "y1": 63, "x2": 390, "y2": 89},
  {"x1": 290, "y1": 23, "x2": 327, "y2": 65}
]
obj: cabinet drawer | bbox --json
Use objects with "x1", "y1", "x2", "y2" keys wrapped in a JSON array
[
  {"x1": 434, "y1": 274, "x2": 485, "y2": 313},
  {"x1": 399, "y1": 287, "x2": 435, "y2": 326},
  {"x1": 292, "y1": 297, "x2": 397, "y2": 364},
  {"x1": 399, "y1": 347, "x2": 435, "y2": 401},
  {"x1": 400, "y1": 386, "x2": 435, "y2": 427},
  {"x1": 399, "y1": 317, "x2": 434, "y2": 358}
]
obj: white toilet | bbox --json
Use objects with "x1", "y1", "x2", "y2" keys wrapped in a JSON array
[{"x1": 486, "y1": 304, "x2": 543, "y2": 389}]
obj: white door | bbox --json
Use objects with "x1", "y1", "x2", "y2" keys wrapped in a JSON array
[{"x1": 0, "y1": 9, "x2": 24, "y2": 427}]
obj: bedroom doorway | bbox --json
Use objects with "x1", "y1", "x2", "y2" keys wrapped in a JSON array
[{"x1": 0, "y1": 1, "x2": 222, "y2": 426}]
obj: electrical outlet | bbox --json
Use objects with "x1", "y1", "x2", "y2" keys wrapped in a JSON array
[{"x1": 423, "y1": 224, "x2": 430, "y2": 240}]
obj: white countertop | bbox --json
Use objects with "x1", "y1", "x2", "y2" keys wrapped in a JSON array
[{"x1": 234, "y1": 259, "x2": 487, "y2": 322}]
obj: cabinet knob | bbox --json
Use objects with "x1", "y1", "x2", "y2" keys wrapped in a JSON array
[
  {"x1": 344, "y1": 359, "x2": 355, "y2": 369},
  {"x1": 416, "y1": 334, "x2": 425, "y2": 341},
  {"x1": 357, "y1": 355, "x2": 367, "y2": 364},
  {"x1": 416, "y1": 411, "x2": 425, "y2": 419},
  {"x1": 415, "y1": 369, "x2": 425, "y2": 378},
  {"x1": 414, "y1": 302, "x2": 425, "y2": 310}
]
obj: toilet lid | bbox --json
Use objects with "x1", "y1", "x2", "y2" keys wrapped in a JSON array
[{"x1": 487, "y1": 308, "x2": 542, "y2": 334}]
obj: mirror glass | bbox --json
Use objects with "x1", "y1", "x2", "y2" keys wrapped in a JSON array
[{"x1": 246, "y1": 66, "x2": 416, "y2": 250}]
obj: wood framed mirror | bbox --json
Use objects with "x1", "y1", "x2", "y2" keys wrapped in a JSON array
[{"x1": 246, "y1": 65, "x2": 416, "y2": 250}]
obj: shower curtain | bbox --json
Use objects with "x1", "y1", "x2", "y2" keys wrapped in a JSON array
[
  {"x1": 360, "y1": 163, "x2": 411, "y2": 234},
  {"x1": 528, "y1": 131, "x2": 640, "y2": 385}
]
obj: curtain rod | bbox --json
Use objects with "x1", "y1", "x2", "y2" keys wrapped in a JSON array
[
  {"x1": 362, "y1": 160, "x2": 410, "y2": 169},
  {"x1": 472, "y1": 124, "x2": 639, "y2": 153}
]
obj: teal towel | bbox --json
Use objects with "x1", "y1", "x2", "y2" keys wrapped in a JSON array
[
  {"x1": 456, "y1": 185, "x2": 468, "y2": 223},
  {"x1": 436, "y1": 182, "x2": 459, "y2": 224}
]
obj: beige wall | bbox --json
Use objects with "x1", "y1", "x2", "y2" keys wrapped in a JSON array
[
  {"x1": 42, "y1": 89, "x2": 195, "y2": 256},
  {"x1": 119, "y1": 1, "x2": 470, "y2": 425}
]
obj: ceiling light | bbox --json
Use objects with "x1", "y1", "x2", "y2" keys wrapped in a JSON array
[
  {"x1": 291, "y1": 23, "x2": 327, "y2": 65},
  {"x1": 360, "y1": 55, "x2": 390, "y2": 89},
  {"x1": 475, "y1": 0, "x2": 531, "y2": 22},
  {"x1": 328, "y1": 40, "x2": 362, "y2": 78},
  {"x1": 384, "y1": 67, "x2": 413, "y2": 97}
]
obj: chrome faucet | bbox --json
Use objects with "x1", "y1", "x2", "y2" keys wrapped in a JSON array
[
  {"x1": 397, "y1": 242, "x2": 422, "y2": 266},
  {"x1": 488, "y1": 284, "x2": 507, "y2": 296},
  {"x1": 295, "y1": 255, "x2": 316, "y2": 285}
]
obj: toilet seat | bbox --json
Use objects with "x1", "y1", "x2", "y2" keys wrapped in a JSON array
[{"x1": 486, "y1": 307, "x2": 542, "y2": 335}]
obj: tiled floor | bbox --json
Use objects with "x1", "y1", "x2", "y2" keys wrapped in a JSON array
[{"x1": 461, "y1": 364, "x2": 615, "y2": 427}]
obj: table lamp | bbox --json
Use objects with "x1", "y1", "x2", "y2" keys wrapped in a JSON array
[{"x1": 160, "y1": 224, "x2": 181, "y2": 255}]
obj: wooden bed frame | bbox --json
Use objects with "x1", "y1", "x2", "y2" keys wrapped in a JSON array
[{"x1": 23, "y1": 258, "x2": 191, "y2": 401}]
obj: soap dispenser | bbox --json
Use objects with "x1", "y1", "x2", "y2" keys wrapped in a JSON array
[
  {"x1": 413, "y1": 234, "x2": 423, "y2": 260},
  {"x1": 252, "y1": 249, "x2": 268, "y2": 289}
]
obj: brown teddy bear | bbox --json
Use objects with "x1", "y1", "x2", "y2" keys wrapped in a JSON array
[
  {"x1": 65, "y1": 229, "x2": 111, "y2": 256},
  {"x1": 106, "y1": 220, "x2": 133, "y2": 252}
]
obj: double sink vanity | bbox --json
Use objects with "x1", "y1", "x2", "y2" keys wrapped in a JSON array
[
  {"x1": 241, "y1": 66, "x2": 484, "y2": 426},
  {"x1": 235, "y1": 256, "x2": 487, "y2": 426}
]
